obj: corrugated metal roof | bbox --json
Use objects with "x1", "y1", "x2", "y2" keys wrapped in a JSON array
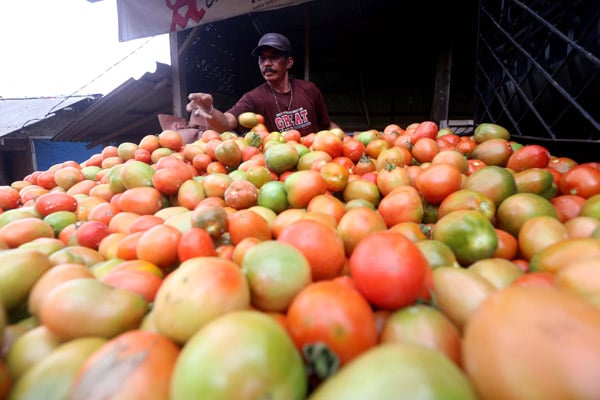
[
  {"x1": 52, "y1": 62, "x2": 173, "y2": 147},
  {"x1": 0, "y1": 95, "x2": 100, "y2": 138}
]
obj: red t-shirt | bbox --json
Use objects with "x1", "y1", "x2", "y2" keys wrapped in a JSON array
[{"x1": 227, "y1": 79, "x2": 332, "y2": 136}]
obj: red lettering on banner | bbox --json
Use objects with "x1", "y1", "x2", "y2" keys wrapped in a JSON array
[{"x1": 166, "y1": 0, "x2": 207, "y2": 31}]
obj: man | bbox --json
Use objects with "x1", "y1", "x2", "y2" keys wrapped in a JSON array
[{"x1": 186, "y1": 32, "x2": 339, "y2": 136}]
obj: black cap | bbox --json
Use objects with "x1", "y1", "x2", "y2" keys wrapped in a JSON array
[{"x1": 251, "y1": 33, "x2": 292, "y2": 57}]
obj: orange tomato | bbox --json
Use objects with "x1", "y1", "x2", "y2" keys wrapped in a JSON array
[
  {"x1": 117, "y1": 187, "x2": 164, "y2": 215},
  {"x1": 135, "y1": 224, "x2": 182, "y2": 271},
  {"x1": 283, "y1": 170, "x2": 328, "y2": 209},
  {"x1": 377, "y1": 186, "x2": 424, "y2": 227},
  {"x1": 415, "y1": 163, "x2": 463, "y2": 205},
  {"x1": 411, "y1": 137, "x2": 439, "y2": 164},
  {"x1": 228, "y1": 209, "x2": 272, "y2": 245},
  {"x1": 286, "y1": 280, "x2": 378, "y2": 367},
  {"x1": 277, "y1": 219, "x2": 346, "y2": 281},
  {"x1": 71, "y1": 330, "x2": 179, "y2": 399},
  {"x1": 463, "y1": 285, "x2": 600, "y2": 399},
  {"x1": 306, "y1": 194, "x2": 346, "y2": 224}
]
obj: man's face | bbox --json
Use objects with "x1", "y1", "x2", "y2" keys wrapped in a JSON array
[{"x1": 258, "y1": 48, "x2": 291, "y2": 82}]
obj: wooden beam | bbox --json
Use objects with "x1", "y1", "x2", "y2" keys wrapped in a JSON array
[{"x1": 431, "y1": 46, "x2": 452, "y2": 125}]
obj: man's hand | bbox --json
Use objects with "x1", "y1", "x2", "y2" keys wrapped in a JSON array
[{"x1": 186, "y1": 93, "x2": 214, "y2": 117}]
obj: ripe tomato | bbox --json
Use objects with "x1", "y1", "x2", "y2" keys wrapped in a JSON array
[
  {"x1": 286, "y1": 280, "x2": 378, "y2": 369},
  {"x1": 277, "y1": 219, "x2": 346, "y2": 281},
  {"x1": 377, "y1": 186, "x2": 424, "y2": 227},
  {"x1": 410, "y1": 121, "x2": 439, "y2": 143},
  {"x1": 415, "y1": 163, "x2": 463, "y2": 204},
  {"x1": 341, "y1": 137, "x2": 365, "y2": 163},
  {"x1": 0, "y1": 217, "x2": 55, "y2": 248},
  {"x1": 547, "y1": 156, "x2": 578, "y2": 174},
  {"x1": 177, "y1": 227, "x2": 216, "y2": 262},
  {"x1": 463, "y1": 285, "x2": 600, "y2": 399},
  {"x1": 319, "y1": 161, "x2": 350, "y2": 193},
  {"x1": 0, "y1": 186, "x2": 21, "y2": 211},
  {"x1": 135, "y1": 224, "x2": 181, "y2": 271},
  {"x1": 74, "y1": 220, "x2": 110, "y2": 250},
  {"x1": 505, "y1": 144, "x2": 551, "y2": 171},
  {"x1": 311, "y1": 130, "x2": 343, "y2": 158},
  {"x1": 34, "y1": 192, "x2": 78, "y2": 217},
  {"x1": 353, "y1": 155, "x2": 377, "y2": 175},
  {"x1": 349, "y1": 231, "x2": 431, "y2": 309},
  {"x1": 375, "y1": 166, "x2": 410, "y2": 197},
  {"x1": 283, "y1": 170, "x2": 328, "y2": 209},
  {"x1": 72, "y1": 330, "x2": 179, "y2": 400},
  {"x1": 117, "y1": 187, "x2": 164, "y2": 215},
  {"x1": 411, "y1": 137, "x2": 439, "y2": 163},
  {"x1": 336, "y1": 206, "x2": 387, "y2": 256},
  {"x1": 558, "y1": 163, "x2": 600, "y2": 198}
]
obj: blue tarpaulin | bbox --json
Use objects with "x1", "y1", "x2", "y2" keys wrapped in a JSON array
[{"x1": 33, "y1": 139, "x2": 105, "y2": 171}]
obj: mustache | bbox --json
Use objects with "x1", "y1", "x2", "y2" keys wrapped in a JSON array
[{"x1": 263, "y1": 68, "x2": 276, "y2": 74}]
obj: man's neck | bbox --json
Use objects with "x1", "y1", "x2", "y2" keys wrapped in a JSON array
[{"x1": 268, "y1": 77, "x2": 292, "y2": 93}]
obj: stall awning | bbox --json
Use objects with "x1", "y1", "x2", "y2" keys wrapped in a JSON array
[{"x1": 116, "y1": 0, "x2": 312, "y2": 41}]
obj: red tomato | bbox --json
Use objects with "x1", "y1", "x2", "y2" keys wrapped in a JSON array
[
  {"x1": 505, "y1": 144, "x2": 551, "y2": 171},
  {"x1": 559, "y1": 163, "x2": 600, "y2": 198},
  {"x1": 34, "y1": 192, "x2": 78, "y2": 217},
  {"x1": 342, "y1": 138, "x2": 366, "y2": 163},
  {"x1": 177, "y1": 227, "x2": 216, "y2": 262},
  {"x1": 277, "y1": 219, "x2": 346, "y2": 281},
  {"x1": 286, "y1": 280, "x2": 378, "y2": 369},
  {"x1": 74, "y1": 220, "x2": 110, "y2": 250},
  {"x1": 547, "y1": 156, "x2": 578, "y2": 174},
  {"x1": 410, "y1": 121, "x2": 439, "y2": 144},
  {"x1": 349, "y1": 231, "x2": 431, "y2": 309}
]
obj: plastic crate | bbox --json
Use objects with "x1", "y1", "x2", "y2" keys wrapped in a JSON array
[{"x1": 474, "y1": 0, "x2": 599, "y2": 147}]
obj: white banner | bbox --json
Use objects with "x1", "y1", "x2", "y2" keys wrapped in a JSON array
[{"x1": 117, "y1": 0, "x2": 312, "y2": 42}]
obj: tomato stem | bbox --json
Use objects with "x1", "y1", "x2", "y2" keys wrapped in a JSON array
[{"x1": 303, "y1": 342, "x2": 340, "y2": 380}]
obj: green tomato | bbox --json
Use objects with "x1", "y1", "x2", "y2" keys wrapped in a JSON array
[
  {"x1": 433, "y1": 209, "x2": 498, "y2": 266},
  {"x1": 308, "y1": 343, "x2": 477, "y2": 399},
  {"x1": 241, "y1": 240, "x2": 312, "y2": 312},
  {"x1": 171, "y1": 310, "x2": 307, "y2": 400}
]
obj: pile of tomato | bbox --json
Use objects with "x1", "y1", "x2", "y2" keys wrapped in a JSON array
[{"x1": 1, "y1": 119, "x2": 600, "y2": 399}]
